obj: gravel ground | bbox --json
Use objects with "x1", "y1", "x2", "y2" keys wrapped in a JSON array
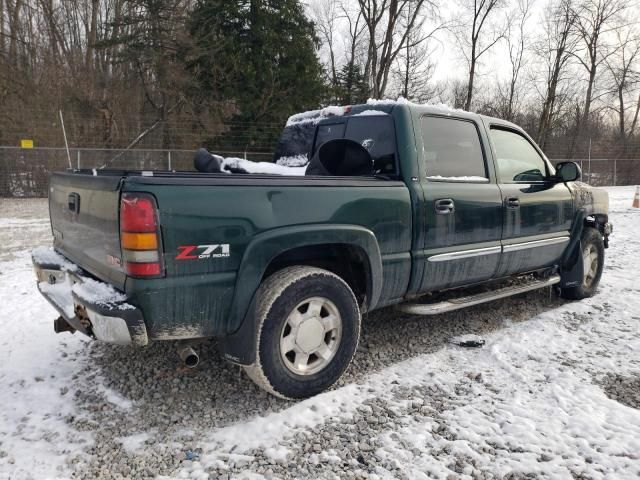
[
  {"x1": 65, "y1": 289, "x2": 562, "y2": 479},
  {"x1": 598, "y1": 374, "x2": 640, "y2": 410},
  {"x1": 1, "y1": 189, "x2": 640, "y2": 480}
]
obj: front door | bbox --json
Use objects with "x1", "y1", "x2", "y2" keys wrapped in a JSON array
[
  {"x1": 486, "y1": 125, "x2": 574, "y2": 277},
  {"x1": 414, "y1": 115, "x2": 504, "y2": 293}
]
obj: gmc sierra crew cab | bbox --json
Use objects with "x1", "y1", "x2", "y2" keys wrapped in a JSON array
[{"x1": 32, "y1": 102, "x2": 612, "y2": 399}]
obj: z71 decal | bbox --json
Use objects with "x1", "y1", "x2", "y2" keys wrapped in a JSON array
[{"x1": 176, "y1": 244, "x2": 231, "y2": 260}]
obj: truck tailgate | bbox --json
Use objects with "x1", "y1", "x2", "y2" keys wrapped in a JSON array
[{"x1": 49, "y1": 172, "x2": 126, "y2": 290}]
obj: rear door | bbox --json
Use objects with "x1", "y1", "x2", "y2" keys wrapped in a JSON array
[
  {"x1": 486, "y1": 125, "x2": 573, "y2": 277},
  {"x1": 413, "y1": 115, "x2": 504, "y2": 293}
]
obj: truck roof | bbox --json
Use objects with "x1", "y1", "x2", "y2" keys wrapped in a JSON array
[
  {"x1": 286, "y1": 100, "x2": 520, "y2": 132},
  {"x1": 344, "y1": 101, "x2": 520, "y2": 131}
]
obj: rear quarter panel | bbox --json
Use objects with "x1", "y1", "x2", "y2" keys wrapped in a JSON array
[{"x1": 122, "y1": 177, "x2": 412, "y2": 339}]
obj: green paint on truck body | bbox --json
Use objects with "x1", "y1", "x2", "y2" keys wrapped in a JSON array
[{"x1": 46, "y1": 103, "x2": 610, "y2": 362}]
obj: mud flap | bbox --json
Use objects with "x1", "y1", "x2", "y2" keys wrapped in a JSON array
[
  {"x1": 219, "y1": 294, "x2": 258, "y2": 366},
  {"x1": 559, "y1": 210, "x2": 585, "y2": 288}
]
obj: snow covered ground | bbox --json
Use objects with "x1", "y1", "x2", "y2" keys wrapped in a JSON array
[{"x1": 1, "y1": 186, "x2": 639, "y2": 480}]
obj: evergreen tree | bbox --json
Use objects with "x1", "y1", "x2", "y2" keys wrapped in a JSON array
[
  {"x1": 189, "y1": 0, "x2": 325, "y2": 151},
  {"x1": 336, "y1": 63, "x2": 369, "y2": 105}
]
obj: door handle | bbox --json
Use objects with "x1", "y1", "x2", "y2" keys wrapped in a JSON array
[
  {"x1": 68, "y1": 192, "x2": 80, "y2": 214},
  {"x1": 434, "y1": 198, "x2": 455, "y2": 214},
  {"x1": 505, "y1": 197, "x2": 520, "y2": 208}
]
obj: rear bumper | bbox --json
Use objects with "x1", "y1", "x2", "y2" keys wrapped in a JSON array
[{"x1": 32, "y1": 247, "x2": 148, "y2": 346}]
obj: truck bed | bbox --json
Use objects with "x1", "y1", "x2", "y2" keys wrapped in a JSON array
[{"x1": 48, "y1": 169, "x2": 413, "y2": 340}]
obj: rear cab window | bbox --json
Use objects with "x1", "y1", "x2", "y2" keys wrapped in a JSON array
[
  {"x1": 420, "y1": 116, "x2": 488, "y2": 182},
  {"x1": 313, "y1": 115, "x2": 398, "y2": 176},
  {"x1": 490, "y1": 128, "x2": 549, "y2": 183}
]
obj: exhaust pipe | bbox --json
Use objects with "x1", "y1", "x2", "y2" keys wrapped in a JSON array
[
  {"x1": 178, "y1": 345, "x2": 199, "y2": 368},
  {"x1": 54, "y1": 316, "x2": 76, "y2": 334}
]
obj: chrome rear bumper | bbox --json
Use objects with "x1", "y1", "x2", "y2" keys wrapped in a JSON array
[{"x1": 32, "y1": 247, "x2": 148, "y2": 346}]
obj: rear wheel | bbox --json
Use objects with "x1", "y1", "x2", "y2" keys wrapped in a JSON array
[
  {"x1": 244, "y1": 266, "x2": 361, "y2": 399},
  {"x1": 561, "y1": 227, "x2": 605, "y2": 300}
]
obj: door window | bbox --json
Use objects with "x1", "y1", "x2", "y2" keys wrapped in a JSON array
[
  {"x1": 491, "y1": 128, "x2": 548, "y2": 183},
  {"x1": 420, "y1": 116, "x2": 487, "y2": 181}
]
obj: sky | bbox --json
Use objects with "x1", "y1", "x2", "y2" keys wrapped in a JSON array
[{"x1": 306, "y1": 0, "x2": 556, "y2": 99}]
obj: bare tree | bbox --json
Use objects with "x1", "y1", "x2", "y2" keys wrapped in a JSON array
[
  {"x1": 392, "y1": 7, "x2": 444, "y2": 102},
  {"x1": 357, "y1": 0, "x2": 435, "y2": 98},
  {"x1": 573, "y1": 0, "x2": 629, "y2": 134},
  {"x1": 340, "y1": 1, "x2": 367, "y2": 71},
  {"x1": 310, "y1": 0, "x2": 340, "y2": 88},
  {"x1": 453, "y1": 0, "x2": 507, "y2": 111},
  {"x1": 604, "y1": 26, "x2": 640, "y2": 139},
  {"x1": 534, "y1": 0, "x2": 579, "y2": 148},
  {"x1": 500, "y1": 0, "x2": 534, "y2": 121}
]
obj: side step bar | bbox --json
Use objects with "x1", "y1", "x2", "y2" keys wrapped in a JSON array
[{"x1": 397, "y1": 275, "x2": 560, "y2": 315}]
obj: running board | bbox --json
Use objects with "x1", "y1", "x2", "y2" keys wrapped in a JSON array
[{"x1": 397, "y1": 275, "x2": 560, "y2": 315}]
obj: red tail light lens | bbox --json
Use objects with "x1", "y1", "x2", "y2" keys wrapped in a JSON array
[
  {"x1": 121, "y1": 195, "x2": 157, "y2": 232},
  {"x1": 120, "y1": 193, "x2": 164, "y2": 278},
  {"x1": 125, "y1": 262, "x2": 161, "y2": 277}
]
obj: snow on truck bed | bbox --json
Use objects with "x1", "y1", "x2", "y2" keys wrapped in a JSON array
[{"x1": 1, "y1": 186, "x2": 639, "y2": 479}]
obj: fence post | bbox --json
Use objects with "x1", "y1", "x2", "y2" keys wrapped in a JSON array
[
  {"x1": 167, "y1": 151, "x2": 172, "y2": 171},
  {"x1": 77, "y1": 150, "x2": 80, "y2": 169},
  {"x1": 613, "y1": 159, "x2": 616, "y2": 186}
]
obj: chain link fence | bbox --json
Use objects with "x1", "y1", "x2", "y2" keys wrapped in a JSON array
[
  {"x1": 0, "y1": 147, "x2": 274, "y2": 198},
  {"x1": 1, "y1": 146, "x2": 639, "y2": 199}
]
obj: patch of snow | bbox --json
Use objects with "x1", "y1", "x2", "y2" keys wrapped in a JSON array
[
  {"x1": 32, "y1": 246, "x2": 79, "y2": 272},
  {"x1": 263, "y1": 446, "x2": 290, "y2": 464},
  {"x1": 426, "y1": 175, "x2": 489, "y2": 182},
  {"x1": 221, "y1": 157, "x2": 306, "y2": 176},
  {"x1": 285, "y1": 105, "x2": 346, "y2": 126},
  {"x1": 97, "y1": 384, "x2": 134, "y2": 410},
  {"x1": 366, "y1": 97, "x2": 466, "y2": 114},
  {"x1": 0, "y1": 252, "x2": 92, "y2": 479},
  {"x1": 274, "y1": 154, "x2": 309, "y2": 168},
  {"x1": 116, "y1": 432, "x2": 151, "y2": 454},
  {"x1": 188, "y1": 383, "x2": 371, "y2": 469},
  {"x1": 72, "y1": 276, "x2": 130, "y2": 309},
  {"x1": 366, "y1": 97, "x2": 410, "y2": 106},
  {"x1": 353, "y1": 109, "x2": 389, "y2": 117},
  {"x1": 39, "y1": 280, "x2": 75, "y2": 318},
  {"x1": 450, "y1": 334, "x2": 486, "y2": 347}
]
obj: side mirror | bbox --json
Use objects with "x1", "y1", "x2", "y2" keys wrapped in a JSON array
[{"x1": 555, "y1": 161, "x2": 581, "y2": 182}]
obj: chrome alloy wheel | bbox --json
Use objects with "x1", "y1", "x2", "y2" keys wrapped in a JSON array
[
  {"x1": 279, "y1": 296, "x2": 342, "y2": 376},
  {"x1": 582, "y1": 243, "x2": 599, "y2": 288}
]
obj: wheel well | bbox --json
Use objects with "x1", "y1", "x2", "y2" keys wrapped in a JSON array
[{"x1": 262, "y1": 244, "x2": 371, "y2": 307}]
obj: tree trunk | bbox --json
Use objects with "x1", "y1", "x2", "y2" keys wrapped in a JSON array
[
  {"x1": 465, "y1": 56, "x2": 475, "y2": 111},
  {"x1": 86, "y1": 0, "x2": 99, "y2": 68},
  {"x1": 8, "y1": 0, "x2": 23, "y2": 66}
]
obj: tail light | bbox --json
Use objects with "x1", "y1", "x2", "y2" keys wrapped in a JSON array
[{"x1": 120, "y1": 192, "x2": 164, "y2": 278}]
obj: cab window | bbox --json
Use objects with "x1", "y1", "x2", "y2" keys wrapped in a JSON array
[
  {"x1": 315, "y1": 122, "x2": 346, "y2": 149},
  {"x1": 344, "y1": 116, "x2": 396, "y2": 174},
  {"x1": 313, "y1": 116, "x2": 398, "y2": 175},
  {"x1": 491, "y1": 128, "x2": 548, "y2": 183},
  {"x1": 420, "y1": 116, "x2": 487, "y2": 180}
]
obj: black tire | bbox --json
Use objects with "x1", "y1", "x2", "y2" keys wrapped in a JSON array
[
  {"x1": 560, "y1": 227, "x2": 605, "y2": 300},
  {"x1": 243, "y1": 266, "x2": 361, "y2": 399}
]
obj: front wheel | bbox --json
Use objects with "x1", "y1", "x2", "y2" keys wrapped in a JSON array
[
  {"x1": 244, "y1": 266, "x2": 361, "y2": 399},
  {"x1": 561, "y1": 227, "x2": 605, "y2": 300}
]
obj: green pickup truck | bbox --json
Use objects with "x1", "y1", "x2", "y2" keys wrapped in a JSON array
[{"x1": 33, "y1": 102, "x2": 612, "y2": 399}]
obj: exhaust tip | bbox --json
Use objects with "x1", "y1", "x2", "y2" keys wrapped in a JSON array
[{"x1": 178, "y1": 346, "x2": 199, "y2": 368}]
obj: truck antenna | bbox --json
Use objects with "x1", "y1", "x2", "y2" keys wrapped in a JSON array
[{"x1": 59, "y1": 110, "x2": 73, "y2": 170}]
